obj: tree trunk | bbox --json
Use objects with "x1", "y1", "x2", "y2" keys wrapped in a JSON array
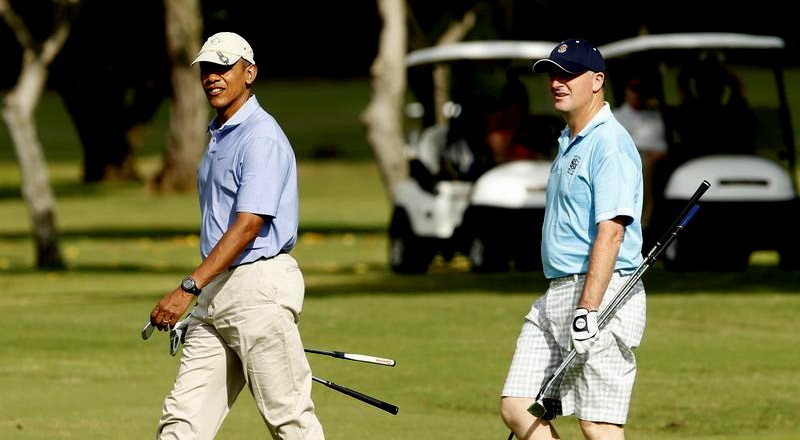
[
  {"x1": 152, "y1": 0, "x2": 207, "y2": 193},
  {"x1": 3, "y1": 66, "x2": 63, "y2": 268},
  {"x1": 361, "y1": 0, "x2": 408, "y2": 201},
  {"x1": 1, "y1": 0, "x2": 78, "y2": 269},
  {"x1": 432, "y1": 9, "x2": 476, "y2": 125}
]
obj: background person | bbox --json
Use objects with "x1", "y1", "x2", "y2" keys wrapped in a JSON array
[
  {"x1": 499, "y1": 38, "x2": 645, "y2": 440},
  {"x1": 147, "y1": 31, "x2": 325, "y2": 440},
  {"x1": 613, "y1": 76, "x2": 667, "y2": 229},
  {"x1": 672, "y1": 53, "x2": 758, "y2": 160},
  {"x1": 485, "y1": 71, "x2": 556, "y2": 163}
]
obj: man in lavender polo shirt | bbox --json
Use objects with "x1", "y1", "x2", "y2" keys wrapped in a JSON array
[{"x1": 148, "y1": 32, "x2": 324, "y2": 440}]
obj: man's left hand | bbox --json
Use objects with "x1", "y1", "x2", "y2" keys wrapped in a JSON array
[
  {"x1": 150, "y1": 288, "x2": 195, "y2": 331},
  {"x1": 571, "y1": 308, "x2": 599, "y2": 354}
]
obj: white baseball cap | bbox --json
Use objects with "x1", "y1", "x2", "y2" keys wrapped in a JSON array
[{"x1": 192, "y1": 32, "x2": 255, "y2": 66}]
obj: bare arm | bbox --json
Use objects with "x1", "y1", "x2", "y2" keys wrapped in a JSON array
[
  {"x1": 191, "y1": 212, "x2": 265, "y2": 286},
  {"x1": 577, "y1": 217, "x2": 626, "y2": 310},
  {"x1": 150, "y1": 212, "x2": 265, "y2": 330}
]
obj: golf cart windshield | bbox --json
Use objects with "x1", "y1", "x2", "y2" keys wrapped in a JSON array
[
  {"x1": 600, "y1": 33, "x2": 797, "y2": 189},
  {"x1": 403, "y1": 40, "x2": 562, "y2": 185}
]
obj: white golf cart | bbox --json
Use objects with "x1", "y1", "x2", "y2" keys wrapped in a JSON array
[
  {"x1": 388, "y1": 41, "x2": 561, "y2": 273},
  {"x1": 600, "y1": 33, "x2": 800, "y2": 271}
]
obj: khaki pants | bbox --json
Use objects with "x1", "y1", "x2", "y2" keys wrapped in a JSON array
[{"x1": 157, "y1": 254, "x2": 325, "y2": 440}]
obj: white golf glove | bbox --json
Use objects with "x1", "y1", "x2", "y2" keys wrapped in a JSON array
[
  {"x1": 169, "y1": 317, "x2": 190, "y2": 356},
  {"x1": 571, "y1": 308, "x2": 599, "y2": 354}
]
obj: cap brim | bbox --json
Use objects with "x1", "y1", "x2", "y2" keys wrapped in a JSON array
[
  {"x1": 532, "y1": 58, "x2": 584, "y2": 74},
  {"x1": 191, "y1": 51, "x2": 243, "y2": 66}
]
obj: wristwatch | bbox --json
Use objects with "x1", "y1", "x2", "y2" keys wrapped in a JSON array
[{"x1": 180, "y1": 276, "x2": 202, "y2": 295}]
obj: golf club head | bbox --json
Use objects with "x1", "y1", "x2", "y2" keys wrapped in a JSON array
[
  {"x1": 141, "y1": 322, "x2": 154, "y2": 340},
  {"x1": 527, "y1": 398, "x2": 561, "y2": 421}
]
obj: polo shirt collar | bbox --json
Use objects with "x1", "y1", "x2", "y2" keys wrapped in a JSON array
[
  {"x1": 560, "y1": 101, "x2": 613, "y2": 151},
  {"x1": 208, "y1": 95, "x2": 260, "y2": 132}
]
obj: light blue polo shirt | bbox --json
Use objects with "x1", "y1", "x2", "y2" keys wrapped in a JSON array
[
  {"x1": 541, "y1": 103, "x2": 643, "y2": 279},
  {"x1": 197, "y1": 95, "x2": 299, "y2": 266}
]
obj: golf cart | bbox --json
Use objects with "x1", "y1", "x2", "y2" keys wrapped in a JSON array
[
  {"x1": 600, "y1": 33, "x2": 800, "y2": 271},
  {"x1": 388, "y1": 41, "x2": 562, "y2": 274}
]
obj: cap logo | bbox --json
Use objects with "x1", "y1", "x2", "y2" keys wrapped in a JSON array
[
  {"x1": 557, "y1": 44, "x2": 568, "y2": 53},
  {"x1": 216, "y1": 51, "x2": 230, "y2": 64}
]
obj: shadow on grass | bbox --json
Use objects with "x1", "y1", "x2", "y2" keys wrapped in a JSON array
[
  {"x1": 0, "y1": 181, "x2": 136, "y2": 200},
  {"x1": 3, "y1": 262, "x2": 799, "y2": 297},
  {"x1": 0, "y1": 225, "x2": 386, "y2": 240},
  {"x1": 302, "y1": 264, "x2": 800, "y2": 297},
  {"x1": 1, "y1": 263, "x2": 196, "y2": 276}
]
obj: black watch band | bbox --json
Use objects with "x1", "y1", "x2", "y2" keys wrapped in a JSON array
[{"x1": 180, "y1": 276, "x2": 202, "y2": 295}]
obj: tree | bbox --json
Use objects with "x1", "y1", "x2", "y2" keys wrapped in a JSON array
[
  {"x1": 151, "y1": 0, "x2": 207, "y2": 193},
  {"x1": 361, "y1": 0, "x2": 408, "y2": 200},
  {"x1": 0, "y1": 0, "x2": 80, "y2": 269},
  {"x1": 361, "y1": 0, "x2": 483, "y2": 201},
  {"x1": 51, "y1": 0, "x2": 170, "y2": 183}
]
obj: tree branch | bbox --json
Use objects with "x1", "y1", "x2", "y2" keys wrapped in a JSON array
[{"x1": 0, "y1": 0, "x2": 37, "y2": 50}]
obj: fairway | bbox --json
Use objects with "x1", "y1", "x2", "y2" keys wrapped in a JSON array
[
  {"x1": 2, "y1": 75, "x2": 800, "y2": 439},
  {"x1": 1, "y1": 157, "x2": 800, "y2": 440}
]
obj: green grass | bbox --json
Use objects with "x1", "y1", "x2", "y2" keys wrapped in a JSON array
[
  {"x1": 2, "y1": 77, "x2": 800, "y2": 439},
  {"x1": 1, "y1": 157, "x2": 800, "y2": 440}
]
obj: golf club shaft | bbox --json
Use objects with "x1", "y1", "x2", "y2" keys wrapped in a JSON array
[
  {"x1": 305, "y1": 348, "x2": 396, "y2": 367},
  {"x1": 531, "y1": 180, "x2": 711, "y2": 402},
  {"x1": 596, "y1": 181, "x2": 709, "y2": 329},
  {"x1": 312, "y1": 376, "x2": 399, "y2": 415}
]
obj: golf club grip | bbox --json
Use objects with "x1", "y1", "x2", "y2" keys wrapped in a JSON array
[
  {"x1": 305, "y1": 348, "x2": 396, "y2": 366},
  {"x1": 312, "y1": 376, "x2": 399, "y2": 415},
  {"x1": 655, "y1": 181, "x2": 710, "y2": 244}
]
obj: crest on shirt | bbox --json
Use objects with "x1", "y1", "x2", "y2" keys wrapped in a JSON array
[{"x1": 567, "y1": 155, "x2": 581, "y2": 175}]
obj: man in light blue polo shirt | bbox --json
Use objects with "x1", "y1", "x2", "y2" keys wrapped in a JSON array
[
  {"x1": 148, "y1": 32, "x2": 325, "y2": 440},
  {"x1": 500, "y1": 39, "x2": 645, "y2": 440}
]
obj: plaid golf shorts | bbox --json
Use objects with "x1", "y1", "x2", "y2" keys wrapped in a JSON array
[{"x1": 501, "y1": 272, "x2": 646, "y2": 424}]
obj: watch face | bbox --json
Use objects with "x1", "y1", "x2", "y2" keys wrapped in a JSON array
[{"x1": 182, "y1": 277, "x2": 194, "y2": 290}]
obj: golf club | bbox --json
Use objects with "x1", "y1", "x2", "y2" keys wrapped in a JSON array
[
  {"x1": 304, "y1": 348, "x2": 396, "y2": 367},
  {"x1": 505, "y1": 180, "x2": 710, "y2": 439},
  {"x1": 141, "y1": 321, "x2": 155, "y2": 340},
  {"x1": 143, "y1": 323, "x2": 399, "y2": 413},
  {"x1": 312, "y1": 376, "x2": 399, "y2": 415}
]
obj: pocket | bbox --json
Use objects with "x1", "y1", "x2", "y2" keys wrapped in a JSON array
[
  {"x1": 256, "y1": 257, "x2": 305, "y2": 315},
  {"x1": 279, "y1": 260, "x2": 305, "y2": 315},
  {"x1": 254, "y1": 264, "x2": 279, "y2": 302},
  {"x1": 538, "y1": 281, "x2": 582, "y2": 350}
]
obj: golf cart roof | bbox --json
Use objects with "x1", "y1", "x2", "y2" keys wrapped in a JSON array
[
  {"x1": 405, "y1": 40, "x2": 559, "y2": 67},
  {"x1": 599, "y1": 32, "x2": 785, "y2": 60}
]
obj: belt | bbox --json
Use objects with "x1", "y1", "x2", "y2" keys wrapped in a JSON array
[
  {"x1": 550, "y1": 269, "x2": 632, "y2": 284},
  {"x1": 228, "y1": 250, "x2": 288, "y2": 271}
]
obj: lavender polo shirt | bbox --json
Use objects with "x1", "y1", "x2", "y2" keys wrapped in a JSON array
[{"x1": 197, "y1": 95, "x2": 298, "y2": 266}]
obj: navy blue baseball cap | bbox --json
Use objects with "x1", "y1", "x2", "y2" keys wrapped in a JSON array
[{"x1": 533, "y1": 38, "x2": 605, "y2": 74}]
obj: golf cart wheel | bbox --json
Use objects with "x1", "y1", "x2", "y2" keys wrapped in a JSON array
[
  {"x1": 778, "y1": 248, "x2": 800, "y2": 271},
  {"x1": 513, "y1": 243, "x2": 542, "y2": 271},
  {"x1": 662, "y1": 238, "x2": 700, "y2": 272},
  {"x1": 388, "y1": 209, "x2": 435, "y2": 274},
  {"x1": 664, "y1": 238, "x2": 749, "y2": 271},
  {"x1": 468, "y1": 236, "x2": 510, "y2": 273}
]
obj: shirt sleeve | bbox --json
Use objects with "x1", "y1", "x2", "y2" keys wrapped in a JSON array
[
  {"x1": 235, "y1": 137, "x2": 291, "y2": 218},
  {"x1": 592, "y1": 144, "x2": 638, "y2": 226}
]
